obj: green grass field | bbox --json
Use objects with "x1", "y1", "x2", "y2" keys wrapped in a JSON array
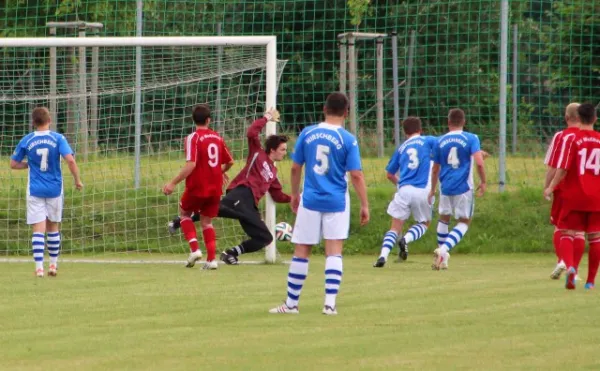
[
  {"x1": 1, "y1": 255, "x2": 599, "y2": 370},
  {"x1": 0, "y1": 153, "x2": 552, "y2": 255}
]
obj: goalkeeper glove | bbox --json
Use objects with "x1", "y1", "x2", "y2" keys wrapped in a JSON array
[{"x1": 264, "y1": 108, "x2": 280, "y2": 123}]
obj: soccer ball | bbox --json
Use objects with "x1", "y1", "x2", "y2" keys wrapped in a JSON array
[{"x1": 275, "y1": 222, "x2": 293, "y2": 242}]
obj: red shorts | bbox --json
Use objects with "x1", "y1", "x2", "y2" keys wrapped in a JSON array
[
  {"x1": 550, "y1": 190, "x2": 563, "y2": 226},
  {"x1": 557, "y1": 209, "x2": 600, "y2": 233},
  {"x1": 179, "y1": 191, "x2": 221, "y2": 218}
]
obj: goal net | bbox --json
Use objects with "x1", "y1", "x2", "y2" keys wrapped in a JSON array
[{"x1": 0, "y1": 36, "x2": 286, "y2": 263}]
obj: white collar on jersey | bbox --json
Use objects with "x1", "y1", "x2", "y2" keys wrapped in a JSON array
[
  {"x1": 33, "y1": 130, "x2": 51, "y2": 136},
  {"x1": 317, "y1": 122, "x2": 342, "y2": 130}
]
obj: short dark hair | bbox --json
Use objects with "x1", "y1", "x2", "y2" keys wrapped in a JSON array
[
  {"x1": 448, "y1": 108, "x2": 466, "y2": 126},
  {"x1": 402, "y1": 116, "x2": 422, "y2": 136},
  {"x1": 264, "y1": 134, "x2": 289, "y2": 154},
  {"x1": 577, "y1": 103, "x2": 597, "y2": 125},
  {"x1": 324, "y1": 92, "x2": 349, "y2": 117},
  {"x1": 32, "y1": 107, "x2": 51, "y2": 127},
  {"x1": 192, "y1": 104, "x2": 211, "y2": 125}
]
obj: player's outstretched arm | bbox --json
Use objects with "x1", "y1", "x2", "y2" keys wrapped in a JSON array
[
  {"x1": 269, "y1": 177, "x2": 292, "y2": 204},
  {"x1": 473, "y1": 151, "x2": 487, "y2": 196},
  {"x1": 163, "y1": 161, "x2": 195, "y2": 195},
  {"x1": 9, "y1": 159, "x2": 28, "y2": 170},
  {"x1": 247, "y1": 108, "x2": 280, "y2": 151},
  {"x1": 349, "y1": 170, "x2": 370, "y2": 226},
  {"x1": 63, "y1": 154, "x2": 83, "y2": 190}
]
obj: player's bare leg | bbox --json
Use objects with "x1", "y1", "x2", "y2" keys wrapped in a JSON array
[
  {"x1": 269, "y1": 244, "x2": 311, "y2": 314},
  {"x1": 32, "y1": 220, "x2": 46, "y2": 277},
  {"x1": 47, "y1": 220, "x2": 61, "y2": 277},
  {"x1": 374, "y1": 218, "x2": 403, "y2": 268}
]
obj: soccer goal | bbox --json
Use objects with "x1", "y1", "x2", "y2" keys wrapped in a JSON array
[{"x1": 0, "y1": 36, "x2": 286, "y2": 264}]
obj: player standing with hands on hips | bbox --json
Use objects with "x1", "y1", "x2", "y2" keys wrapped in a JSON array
[
  {"x1": 10, "y1": 107, "x2": 83, "y2": 277},
  {"x1": 269, "y1": 92, "x2": 369, "y2": 316}
]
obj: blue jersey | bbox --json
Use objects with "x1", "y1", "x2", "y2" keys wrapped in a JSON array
[
  {"x1": 11, "y1": 131, "x2": 74, "y2": 198},
  {"x1": 385, "y1": 135, "x2": 437, "y2": 189},
  {"x1": 433, "y1": 130, "x2": 481, "y2": 196},
  {"x1": 292, "y1": 123, "x2": 362, "y2": 213}
]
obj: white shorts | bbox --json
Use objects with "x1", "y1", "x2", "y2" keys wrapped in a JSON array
[
  {"x1": 439, "y1": 190, "x2": 474, "y2": 220},
  {"x1": 27, "y1": 195, "x2": 63, "y2": 225},
  {"x1": 387, "y1": 185, "x2": 433, "y2": 223},
  {"x1": 291, "y1": 195, "x2": 350, "y2": 245}
]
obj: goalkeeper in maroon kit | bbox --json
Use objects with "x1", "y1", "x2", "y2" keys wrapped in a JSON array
[{"x1": 168, "y1": 108, "x2": 291, "y2": 264}]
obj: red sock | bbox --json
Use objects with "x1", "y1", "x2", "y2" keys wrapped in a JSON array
[
  {"x1": 180, "y1": 217, "x2": 199, "y2": 253},
  {"x1": 553, "y1": 229, "x2": 562, "y2": 263},
  {"x1": 559, "y1": 235, "x2": 574, "y2": 269},
  {"x1": 573, "y1": 234, "x2": 586, "y2": 270},
  {"x1": 586, "y1": 238, "x2": 600, "y2": 285},
  {"x1": 202, "y1": 226, "x2": 217, "y2": 262}
]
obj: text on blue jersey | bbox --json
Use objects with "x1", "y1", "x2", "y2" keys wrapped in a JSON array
[{"x1": 385, "y1": 135, "x2": 437, "y2": 189}]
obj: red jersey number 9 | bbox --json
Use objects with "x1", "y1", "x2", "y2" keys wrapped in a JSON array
[{"x1": 208, "y1": 143, "x2": 219, "y2": 168}]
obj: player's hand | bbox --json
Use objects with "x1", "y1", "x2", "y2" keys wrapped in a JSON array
[
  {"x1": 222, "y1": 172, "x2": 230, "y2": 187},
  {"x1": 427, "y1": 190, "x2": 436, "y2": 205},
  {"x1": 264, "y1": 108, "x2": 280, "y2": 123},
  {"x1": 162, "y1": 182, "x2": 175, "y2": 196},
  {"x1": 360, "y1": 206, "x2": 370, "y2": 226},
  {"x1": 543, "y1": 187, "x2": 553, "y2": 201},
  {"x1": 290, "y1": 194, "x2": 300, "y2": 214},
  {"x1": 476, "y1": 182, "x2": 486, "y2": 197},
  {"x1": 74, "y1": 180, "x2": 83, "y2": 191}
]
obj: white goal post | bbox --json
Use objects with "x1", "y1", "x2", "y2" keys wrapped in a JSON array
[{"x1": 0, "y1": 36, "x2": 280, "y2": 264}]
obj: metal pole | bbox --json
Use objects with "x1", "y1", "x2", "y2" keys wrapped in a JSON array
[
  {"x1": 376, "y1": 38, "x2": 384, "y2": 158},
  {"x1": 348, "y1": 36, "x2": 357, "y2": 135},
  {"x1": 339, "y1": 39, "x2": 347, "y2": 95},
  {"x1": 78, "y1": 26, "x2": 88, "y2": 162},
  {"x1": 90, "y1": 28, "x2": 100, "y2": 155},
  {"x1": 512, "y1": 24, "x2": 518, "y2": 155},
  {"x1": 499, "y1": 0, "x2": 509, "y2": 192},
  {"x1": 134, "y1": 0, "x2": 143, "y2": 189},
  {"x1": 49, "y1": 27, "x2": 57, "y2": 131},
  {"x1": 391, "y1": 32, "x2": 400, "y2": 148},
  {"x1": 216, "y1": 22, "x2": 223, "y2": 134},
  {"x1": 264, "y1": 38, "x2": 278, "y2": 264},
  {"x1": 403, "y1": 30, "x2": 416, "y2": 134}
]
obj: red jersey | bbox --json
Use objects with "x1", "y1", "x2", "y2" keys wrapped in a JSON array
[
  {"x1": 184, "y1": 128, "x2": 233, "y2": 198},
  {"x1": 227, "y1": 117, "x2": 291, "y2": 206},
  {"x1": 555, "y1": 129, "x2": 600, "y2": 212},
  {"x1": 546, "y1": 127, "x2": 580, "y2": 192}
]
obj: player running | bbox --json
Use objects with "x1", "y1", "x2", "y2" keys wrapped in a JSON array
[
  {"x1": 167, "y1": 108, "x2": 291, "y2": 265},
  {"x1": 428, "y1": 108, "x2": 486, "y2": 270},
  {"x1": 545, "y1": 103, "x2": 600, "y2": 290},
  {"x1": 163, "y1": 104, "x2": 234, "y2": 270},
  {"x1": 373, "y1": 116, "x2": 437, "y2": 267},
  {"x1": 269, "y1": 92, "x2": 369, "y2": 315},
  {"x1": 543, "y1": 103, "x2": 583, "y2": 279},
  {"x1": 10, "y1": 107, "x2": 83, "y2": 277}
]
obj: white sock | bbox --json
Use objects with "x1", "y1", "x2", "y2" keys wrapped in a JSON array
[
  {"x1": 403, "y1": 223, "x2": 428, "y2": 244},
  {"x1": 32, "y1": 233, "x2": 45, "y2": 270},
  {"x1": 437, "y1": 221, "x2": 449, "y2": 247},
  {"x1": 285, "y1": 256, "x2": 309, "y2": 308},
  {"x1": 324, "y1": 255, "x2": 343, "y2": 309},
  {"x1": 379, "y1": 231, "x2": 398, "y2": 260},
  {"x1": 47, "y1": 232, "x2": 60, "y2": 266},
  {"x1": 442, "y1": 223, "x2": 469, "y2": 252}
]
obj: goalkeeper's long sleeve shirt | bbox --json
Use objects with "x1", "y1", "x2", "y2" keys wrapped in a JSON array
[{"x1": 227, "y1": 117, "x2": 291, "y2": 206}]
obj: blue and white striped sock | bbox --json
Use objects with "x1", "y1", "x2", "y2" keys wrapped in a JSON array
[
  {"x1": 437, "y1": 221, "x2": 449, "y2": 247},
  {"x1": 379, "y1": 230, "x2": 398, "y2": 260},
  {"x1": 47, "y1": 232, "x2": 60, "y2": 266},
  {"x1": 442, "y1": 223, "x2": 469, "y2": 252},
  {"x1": 285, "y1": 256, "x2": 309, "y2": 309},
  {"x1": 324, "y1": 255, "x2": 343, "y2": 309},
  {"x1": 403, "y1": 223, "x2": 428, "y2": 244},
  {"x1": 32, "y1": 233, "x2": 45, "y2": 270}
]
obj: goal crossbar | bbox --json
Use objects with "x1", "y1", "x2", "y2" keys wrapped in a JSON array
[{"x1": 1, "y1": 35, "x2": 280, "y2": 264}]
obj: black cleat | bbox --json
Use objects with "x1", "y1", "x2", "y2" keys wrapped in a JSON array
[
  {"x1": 373, "y1": 257, "x2": 386, "y2": 268},
  {"x1": 398, "y1": 238, "x2": 408, "y2": 261},
  {"x1": 220, "y1": 251, "x2": 239, "y2": 265}
]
